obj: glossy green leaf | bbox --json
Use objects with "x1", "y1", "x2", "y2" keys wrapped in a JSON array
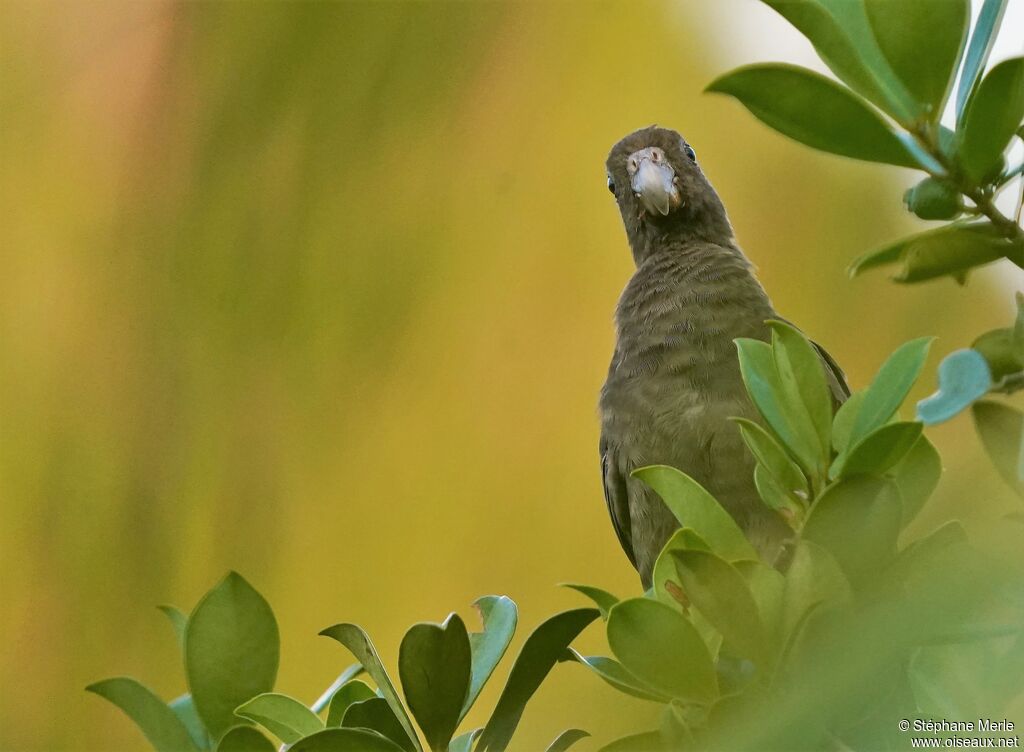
[
  {"x1": 769, "y1": 321, "x2": 832, "y2": 468},
  {"x1": 782, "y1": 541, "x2": 851, "y2": 641},
  {"x1": 896, "y1": 225, "x2": 1022, "y2": 283},
  {"x1": 803, "y1": 477, "x2": 902, "y2": 585},
  {"x1": 753, "y1": 463, "x2": 796, "y2": 513},
  {"x1": 562, "y1": 649, "x2": 669, "y2": 703},
  {"x1": 892, "y1": 521, "x2": 968, "y2": 584},
  {"x1": 917, "y1": 349, "x2": 993, "y2": 425},
  {"x1": 891, "y1": 435, "x2": 943, "y2": 526},
  {"x1": 399, "y1": 614, "x2": 471, "y2": 752},
  {"x1": 289, "y1": 728, "x2": 406, "y2": 752},
  {"x1": 651, "y1": 528, "x2": 712, "y2": 611},
  {"x1": 326, "y1": 681, "x2": 376, "y2": 728},
  {"x1": 544, "y1": 729, "x2": 590, "y2": 752},
  {"x1": 342, "y1": 698, "x2": 415, "y2": 752},
  {"x1": 185, "y1": 572, "x2": 279, "y2": 740},
  {"x1": 448, "y1": 729, "x2": 481, "y2": 752},
  {"x1": 632, "y1": 465, "x2": 757, "y2": 561},
  {"x1": 707, "y1": 64, "x2": 917, "y2": 167},
  {"x1": 159, "y1": 605, "x2": 188, "y2": 651},
  {"x1": 732, "y1": 417, "x2": 809, "y2": 499},
  {"x1": 463, "y1": 596, "x2": 517, "y2": 720},
  {"x1": 956, "y1": 0, "x2": 1009, "y2": 121},
  {"x1": 831, "y1": 390, "x2": 865, "y2": 454},
  {"x1": 87, "y1": 678, "x2": 200, "y2": 752},
  {"x1": 848, "y1": 337, "x2": 933, "y2": 446},
  {"x1": 848, "y1": 223, "x2": 1018, "y2": 280},
  {"x1": 313, "y1": 665, "x2": 366, "y2": 716},
  {"x1": 170, "y1": 694, "x2": 211, "y2": 751},
  {"x1": 972, "y1": 400, "x2": 1024, "y2": 494},
  {"x1": 319, "y1": 624, "x2": 422, "y2": 752},
  {"x1": 735, "y1": 338, "x2": 820, "y2": 476},
  {"x1": 960, "y1": 57, "x2": 1024, "y2": 182},
  {"x1": 760, "y1": 0, "x2": 917, "y2": 122},
  {"x1": 865, "y1": 0, "x2": 968, "y2": 116},
  {"x1": 606, "y1": 598, "x2": 716, "y2": 704},
  {"x1": 597, "y1": 731, "x2": 664, "y2": 752},
  {"x1": 734, "y1": 561, "x2": 786, "y2": 646},
  {"x1": 216, "y1": 726, "x2": 276, "y2": 752},
  {"x1": 476, "y1": 608, "x2": 599, "y2": 752},
  {"x1": 973, "y1": 327, "x2": 1024, "y2": 381},
  {"x1": 672, "y1": 551, "x2": 771, "y2": 667},
  {"x1": 831, "y1": 421, "x2": 922, "y2": 479},
  {"x1": 560, "y1": 584, "x2": 619, "y2": 619},
  {"x1": 235, "y1": 693, "x2": 323, "y2": 745}
]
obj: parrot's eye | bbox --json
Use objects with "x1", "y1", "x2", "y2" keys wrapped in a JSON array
[
  {"x1": 684, "y1": 145, "x2": 697, "y2": 162},
  {"x1": 607, "y1": 176, "x2": 616, "y2": 194}
]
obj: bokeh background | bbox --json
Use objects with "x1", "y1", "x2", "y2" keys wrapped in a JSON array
[{"x1": 1, "y1": 2, "x2": 1021, "y2": 750}]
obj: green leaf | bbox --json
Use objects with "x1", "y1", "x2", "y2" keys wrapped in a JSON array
[
  {"x1": 782, "y1": 541, "x2": 852, "y2": 641},
  {"x1": 448, "y1": 729, "x2": 481, "y2": 752},
  {"x1": 319, "y1": 624, "x2": 422, "y2": 752},
  {"x1": 399, "y1": 614, "x2": 471, "y2": 752},
  {"x1": 562, "y1": 649, "x2": 669, "y2": 703},
  {"x1": 671, "y1": 551, "x2": 771, "y2": 668},
  {"x1": 606, "y1": 598, "x2": 716, "y2": 704},
  {"x1": 560, "y1": 584, "x2": 619, "y2": 619},
  {"x1": 753, "y1": 463, "x2": 796, "y2": 514},
  {"x1": 544, "y1": 729, "x2": 590, "y2": 752},
  {"x1": 289, "y1": 728, "x2": 406, "y2": 752},
  {"x1": 959, "y1": 57, "x2": 1024, "y2": 182},
  {"x1": 848, "y1": 223, "x2": 1019, "y2": 280},
  {"x1": 216, "y1": 726, "x2": 276, "y2": 752},
  {"x1": 234, "y1": 693, "x2": 323, "y2": 745},
  {"x1": 896, "y1": 225, "x2": 1022, "y2": 283},
  {"x1": 831, "y1": 421, "x2": 922, "y2": 479},
  {"x1": 803, "y1": 477, "x2": 902, "y2": 586},
  {"x1": 735, "y1": 338, "x2": 820, "y2": 476},
  {"x1": 892, "y1": 520, "x2": 968, "y2": 584},
  {"x1": 707, "y1": 64, "x2": 917, "y2": 167},
  {"x1": 759, "y1": 0, "x2": 917, "y2": 122},
  {"x1": 768, "y1": 320, "x2": 833, "y2": 470},
  {"x1": 972, "y1": 400, "x2": 1024, "y2": 495},
  {"x1": 831, "y1": 390, "x2": 865, "y2": 454},
  {"x1": 848, "y1": 337, "x2": 933, "y2": 446},
  {"x1": 87, "y1": 678, "x2": 200, "y2": 752},
  {"x1": 326, "y1": 681, "x2": 376, "y2": 728},
  {"x1": 651, "y1": 528, "x2": 712, "y2": 610},
  {"x1": 476, "y1": 608, "x2": 599, "y2": 752},
  {"x1": 170, "y1": 694, "x2": 211, "y2": 751},
  {"x1": 185, "y1": 572, "x2": 279, "y2": 741},
  {"x1": 917, "y1": 349, "x2": 993, "y2": 425},
  {"x1": 342, "y1": 698, "x2": 415, "y2": 752},
  {"x1": 891, "y1": 435, "x2": 942, "y2": 526},
  {"x1": 865, "y1": 0, "x2": 968, "y2": 116},
  {"x1": 632, "y1": 465, "x2": 758, "y2": 561},
  {"x1": 1014, "y1": 292, "x2": 1024, "y2": 361},
  {"x1": 313, "y1": 665, "x2": 366, "y2": 716},
  {"x1": 973, "y1": 327, "x2": 1024, "y2": 381},
  {"x1": 956, "y1": 0, "x2": 1009, "y2": 121},
  {"x1": 463, "y1": 596, "x2": 517, "y2": 720},
  {"x1": 159, "y1": 605, "x2": 188, "y2": 651},
  {"x1": 732, "y1": 418, "x2": 809, "y2": 499},
  {"x1": 596, "y1": 731, "x2": 664, "y2": 752}
]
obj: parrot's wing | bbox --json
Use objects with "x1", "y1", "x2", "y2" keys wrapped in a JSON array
[
  {"x1": 600, "y1": 437, "x2": 637, "y2": 569},
  {"x1": 811, "y1": 339, "x2": 851, "y2": 406}
]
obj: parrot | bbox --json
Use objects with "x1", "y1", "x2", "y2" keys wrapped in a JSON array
[{"x1": 599, "y1": 125, "x2": 849, "y2": 588}]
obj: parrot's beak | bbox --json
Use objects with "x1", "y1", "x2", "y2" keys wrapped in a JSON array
[{"x1": 630, "y1": 153, "x2": 680, "y2": 217}]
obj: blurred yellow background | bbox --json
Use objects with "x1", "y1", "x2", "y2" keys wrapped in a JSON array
[{"x1": 1, "y1": 2, "x2": 1019, "y2": 750}]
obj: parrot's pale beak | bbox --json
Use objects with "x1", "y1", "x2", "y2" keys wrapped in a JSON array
[{"x1": 629, "y1": 150, "x2": 680, "y2": 217}]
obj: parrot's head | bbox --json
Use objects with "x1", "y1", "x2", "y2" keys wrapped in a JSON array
[{"x1": 606, "y1": 126, "x2": 733, "y2": 262}]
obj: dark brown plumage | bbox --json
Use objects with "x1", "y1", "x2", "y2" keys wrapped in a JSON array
[{"x1": 599, "y1": 126, "x2": 848, "y2": 587}]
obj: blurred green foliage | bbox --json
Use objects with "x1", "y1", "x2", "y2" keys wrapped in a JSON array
[{"x1": 1, "y1": 1, "x2": 1021, "y2": 750}]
